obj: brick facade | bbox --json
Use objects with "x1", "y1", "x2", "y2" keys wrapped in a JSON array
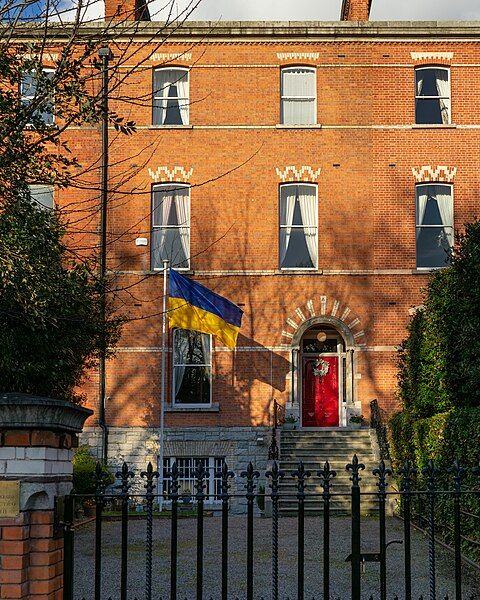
[{"x1": 34, "y1": 18, "x2": 480, "y2": 463}]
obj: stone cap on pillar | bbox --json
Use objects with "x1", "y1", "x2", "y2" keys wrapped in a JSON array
[
  {"x1": 0, "y1": 394, "x2": 93, "y2": 510},
  {"x1": 0, "y1": 393, "x2": 93, "y2": 434}
]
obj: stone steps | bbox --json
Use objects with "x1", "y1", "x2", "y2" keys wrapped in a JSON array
[{"x1": 279, "y1": 429, "x2": 380, "y2": 516}]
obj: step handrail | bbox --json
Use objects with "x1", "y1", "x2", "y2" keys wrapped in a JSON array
[{"x1": 268, "y1": 399, "x2": 285, "y2": 460}]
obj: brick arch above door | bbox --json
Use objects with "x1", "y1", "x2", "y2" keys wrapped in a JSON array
[{"x1": 281, "y1": 296, "x2": 366, "y2": 348}]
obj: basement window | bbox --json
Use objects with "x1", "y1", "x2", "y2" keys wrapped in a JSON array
[{"x1": 162, "y1": 457, "x2": 223, "y2": 503}]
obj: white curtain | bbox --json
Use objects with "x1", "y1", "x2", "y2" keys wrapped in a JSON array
[
  {"x1": 435, "y1": 69, "x2": 450, "y2": 124},
  {"x1": 153, "y1": 189, "x2": 174, "y2": 260},
  {"x1": 280, "y1": 186, "x2": 296, "y2": 264},
  {"x1": 435, "y1": 186, "x2": 454, "y2": 244},
  {"x1": 173, "y1": 330, "x2": 189, "y2": 399},
  {"x1": 298, "y1": 186, "x2": 317, "y2": 266},
  {"x1": 153, "y1": 69, "x2": 172, "y2": 124},
  {"x1": 176, "y1": 71, "x2": 189, "y2": 125},
  {"x1": 416, "y1": 187, "x2": 429, "y2": 239},
  {"x1": 281, "y1": 68, "x2": 315, "y2": 124},
  {"x1": 200, "y1": 333, "x2": 211, "y2": 365},
  {"x1": 174, "y1": 187, "x2": 190, "y2": 264},
  {"x1": 282, "y1": 99, "x2": 315, "y2": 125},
  {"x1": 416, "y1": 72, "x2": 424, "y2": 96},
  {"x1": 282, "y1": 68, "x2": 315, "y2": 97}
]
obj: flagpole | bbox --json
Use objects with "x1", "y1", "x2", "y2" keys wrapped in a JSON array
[{"x1": 159, "y1": 259, "x2": 169, "y2": 512}]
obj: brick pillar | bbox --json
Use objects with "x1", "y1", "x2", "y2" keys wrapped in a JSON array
[
  {"x1": 340, "y1": 0, "x2": 372, "y2": 21},
  {"x1": 0, "y1": 394, "x2": 92, "y2": 600}
]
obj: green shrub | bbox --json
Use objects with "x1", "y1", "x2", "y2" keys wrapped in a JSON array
[
  {"x1": 72, "y1": 445, "x2": 114, "y2": 495},
  {"x1": 389, "y1": 408, "x2": 480, "y2": 561},
  {"x1": 397, "y1": 221, "x2": 480, "y2": 416},
  {"x1": 0, "y1": 197, "x2": 123, "y2": 404},
  {"x1": 388, "y1": 411, "x2": 415, "y2": 471}
]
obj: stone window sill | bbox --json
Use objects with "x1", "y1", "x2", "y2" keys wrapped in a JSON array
[
  {"x1": 411, "y1": 124, "x2": 456, "y2": 129},
  {"x1": 166, "y1": 403, "x2": 220, "y2": 413},
  {"x1": 415, "y1": 266, "x2": 447, "y2": 272},
  {"x1": 276, "y1": 269, "x2": 323, "y2": 275},
  {"x1": 149, "y1": 124, "x2": 193, "y2": 130},
  {"x1": 276, "y1": 124, "x2": 322, "y2": 129}
]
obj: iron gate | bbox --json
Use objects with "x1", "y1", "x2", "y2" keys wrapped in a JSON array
[{"x1": 62, "y1": 456, "x2": 480, "y2": 600}]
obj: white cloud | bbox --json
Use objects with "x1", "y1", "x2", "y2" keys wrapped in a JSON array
[{"x1": 48, "y1": 0, "x2": 103, "y2": 22}]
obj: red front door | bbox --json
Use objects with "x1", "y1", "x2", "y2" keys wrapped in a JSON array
[{"x1": 302, "y1": 356, "x2": 339, "y2": 427}]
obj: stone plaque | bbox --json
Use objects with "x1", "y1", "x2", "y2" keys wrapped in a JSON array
[{"x1": 0, "y1": 481, "x2": 20, "y2": 518}]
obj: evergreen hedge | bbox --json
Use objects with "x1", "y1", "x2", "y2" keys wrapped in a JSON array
[
  {"x1": 397, "y1": 221, "x2": 480, "y2": 418},
  {"x1": 389, "y1": 408, "x2": 480, "y2": 561},
  {"x1": 390, "y1": 221, "x2": 480, "y2": 561}
]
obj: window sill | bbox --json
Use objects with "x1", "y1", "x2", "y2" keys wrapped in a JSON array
[
  {"x1": 415, "y1": 266, "x2": 448, "y2": 272},
  {"x1": 411, "y1": 123, "x2": 456, "y2": 129},
  {"x1": 276, "y1": 124, "x2": 322, "y2": 129},
  {"x1": 166, "y1": 403, "x2": 220, "y2": 413},
  {"x1": 152, "y1": 268, "x2": 193, "y2": 274},
  {"x1": 149, "y1": 124, "x2": 193, "y2": 129},
  {"x1": 277, "y1": 269, "x2": 323, "y2": 275}
]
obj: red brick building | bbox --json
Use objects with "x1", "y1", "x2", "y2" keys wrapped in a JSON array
[{"x1": 28, "y1": 0, "x2": 480, "y2": 497}]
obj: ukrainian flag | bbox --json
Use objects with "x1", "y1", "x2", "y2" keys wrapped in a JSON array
[{"x1": 168, "y1": 269, "x2": 243, "y2": 349}]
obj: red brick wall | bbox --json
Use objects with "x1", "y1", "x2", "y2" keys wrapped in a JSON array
[
  {"x1": 0, "y1": 511, "x2": 63, "y2": 600},
  {"x1": 52, "y1": 33, "x2": 480, "y2": 428}
]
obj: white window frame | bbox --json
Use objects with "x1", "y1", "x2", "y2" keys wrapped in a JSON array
[
  {"x1": 279, "y1": 182, "x2": 318, "y2": 271},
  {"x1": 414, "y1": 66, "x2": 451, "y2": 125},
  {"x1": 415, "y1": 182, "x2": 454, "y2": 270},
  {"x1": 280, "y1": 66, "x2": 317, "y2": 125},
  {"x1": 162, "y1": 456, "x2": 223, "y2": 504},
  {"x1": 28, "y1": 184, "x2": 54, "y2": 209},
  {"x1": 172, "y1": 328, "x2": 212, "y2": 408},
  {"x1": 152, "y1": 67, "x2": 189, "y2": 126},
  {"x1": 21, "y1": 68, "x2": 55, "y2": 125},
  {"x1": 151, "y1": 183, "x2": 190, "y2": 271}
]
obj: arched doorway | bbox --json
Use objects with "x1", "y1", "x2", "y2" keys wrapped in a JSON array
[{"x1": 296, "y1": 322, "x2": 352, "y2": 428}]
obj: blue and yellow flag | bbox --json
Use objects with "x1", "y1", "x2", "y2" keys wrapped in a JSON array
[{"x1": 168, "y1": 270, "x2": 243, "y2": 349}]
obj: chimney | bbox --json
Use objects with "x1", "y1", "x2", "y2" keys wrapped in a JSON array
[
  {"x1": 340, "y1": 0, "x2": 372, "y2": 21},
  {"x1": 105, "y1": 0, "x2": 150, "y2": 21}
]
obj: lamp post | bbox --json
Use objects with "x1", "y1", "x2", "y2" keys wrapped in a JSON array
[{"x1": 98, "y1": 46, "x2": 113, "y2": 464}]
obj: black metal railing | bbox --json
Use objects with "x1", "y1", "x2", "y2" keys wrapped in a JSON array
[
  {"x1": 268, "y1": 399, "x2": 285, "y2": 461},
  {"x1": 63, "y1": 457, "x2": 480, "y2": 600},
  {"x1": 370, "y1": 399, "x2": 391, "y2": 461}
]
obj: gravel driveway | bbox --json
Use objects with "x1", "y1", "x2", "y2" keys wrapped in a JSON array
[{"x1": 73, "y1": 515, "x2": 480, "y2": 600}]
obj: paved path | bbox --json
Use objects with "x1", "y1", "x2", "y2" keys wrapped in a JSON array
[{"x1": 73, "y1": 516, "x2": 480, "y2": 600}]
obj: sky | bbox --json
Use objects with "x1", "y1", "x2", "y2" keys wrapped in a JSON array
[
  {"x1": 157, "y1": 0, "x2": 480, "y2": 21},
  {"x1": 55, "y1": 0, "x2": 480, "y2": 22}
]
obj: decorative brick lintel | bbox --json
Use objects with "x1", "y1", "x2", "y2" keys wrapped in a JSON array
[{"x1": 412, "y1": 165, "x2": 457, "y2": 183}]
